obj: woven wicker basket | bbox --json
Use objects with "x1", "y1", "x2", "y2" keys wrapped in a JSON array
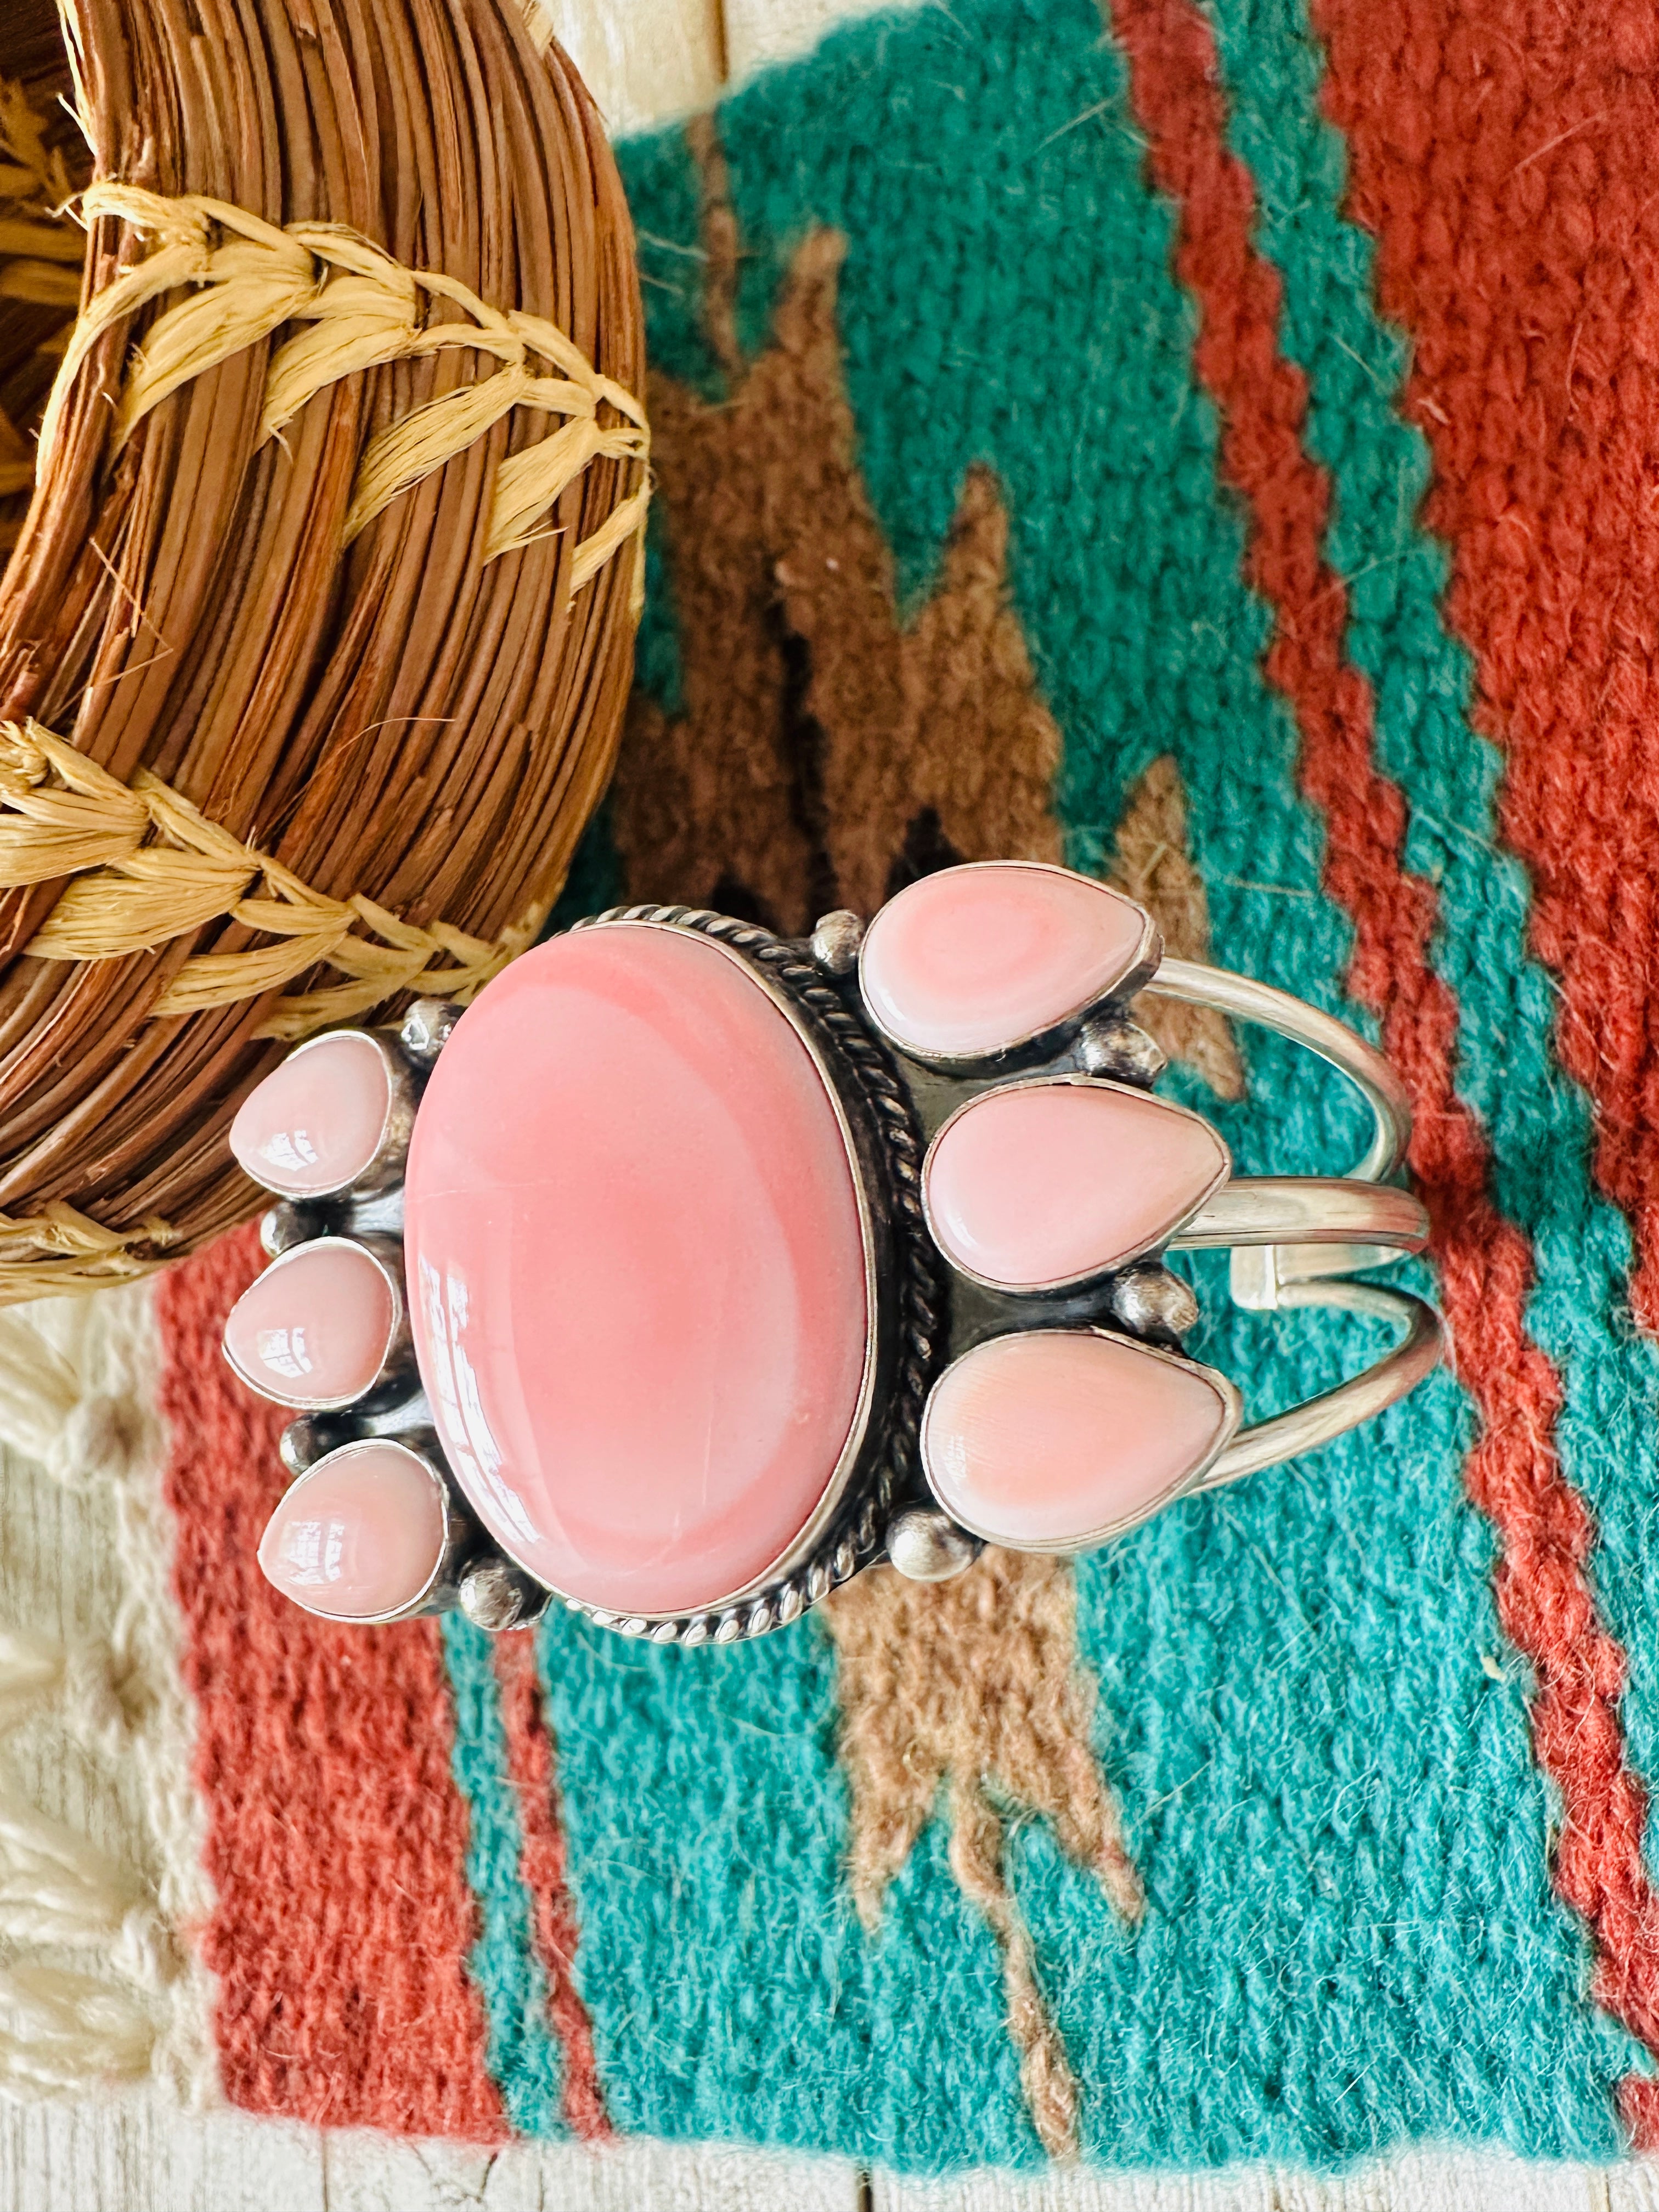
[{"x1": 0, "y1": 0, "x2": 647, "y2": 1304}]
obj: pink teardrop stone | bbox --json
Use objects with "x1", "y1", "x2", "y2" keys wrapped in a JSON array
[
  {"x1": 224, "y1": 1240, "x2": 395, "y2": 1407},
  {"x1": 403, "y1": 925, "x2": 871, "y2": 1617},
  {"x1": 230, "y1": 1033, "x2": 391, "y2": 1197},
  {"x1": 258, "y1": 1442, "x2": 447, "y2": 1620},
  {"x1": 860, "y1": 862, "x2": 1150, "y2": 1060},
  {"x1": 923, "y1": 1330, "x2": 1235, "y2": 1547},
  {"x1": 926, "y1": 1080, "x2": 1227, "y2": 1290}
]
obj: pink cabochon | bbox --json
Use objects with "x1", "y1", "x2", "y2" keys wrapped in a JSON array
[
  {"x1": 925, "y1": 1080, "x2": 1228, "y2": 1290},
  {"x1": 923, "y1": 1330, "x2": 1235, "y2": 1547},
  {"x1": 859, "y1": 862, "x2": 1150, "y2": 1060},
  {"x1": 258, "y1": 1443, "x2": 447, "y2": 1620},
  {"x1": 230, "y1": 1033, "x2": 391, "y2": 1197},
  {"x1": 403, "y1": 924, "x2": 871, "y2": 1618},
  {"x1": 224, "y1": 1241, "x2": 396, "y2": 1408}
]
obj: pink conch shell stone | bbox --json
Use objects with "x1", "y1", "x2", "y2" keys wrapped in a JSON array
[
  {"x1": 403, "y1": 924, "x2": 871, "y2": 1617},
  {"x1": 258, "y1": 1442, "x2": 447, "y2": 1620},
  {"x1": 923, "y1": 1330, "x2": 1235, "y2": 1548},
  {"x1": 230, "y1": 1032, "x2": 391, "y2": 1197},
  {"x1": 860, "y1": 861, "x2": 1151, "y2": 1060},
  {"x1": 224, "y1": 1241, "x2": 396, "y2": 1407},
  {"x1": 925, "y1": 1080, "x2": 1228, "y2": 1290}
]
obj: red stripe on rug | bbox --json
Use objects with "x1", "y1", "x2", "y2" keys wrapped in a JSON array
[
  {"x1": 1309, "y1": 0, "x2": 1659, "y2": 2131},
  {"x1": 492, "y1": 1631, "x2": 613, "y2": 2140},
  {"x1": 1308, "y1": 11, "x2": 1659, "y2": 1321},
  {"x1": 156, "y1": 1225, "x2": 507, "y2": 2136},
  {"x1": 1103, "y1": 0, "x2": 1659, "y2": 2111}
]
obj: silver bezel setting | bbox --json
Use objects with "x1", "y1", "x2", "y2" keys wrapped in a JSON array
[
  {"x1": 246, "y1": 1028, "x2": 419, "y2": 1202},
  {"x1": 920, "y1": 1073, "x2": 1233, "y2": 1298},
  {"x1": 856, "y1": 860, "x2": 1164, "y2": 1076},
  {"x1": 223, "y1": 1233, "x2": 411, "y2": 1413},
  {"x1": 919, "y1": 1327, "x2": 1244, "y2": 1553},
  {"x1": 270, "y1": 1435, "x2": 468, "y2": 1627}
]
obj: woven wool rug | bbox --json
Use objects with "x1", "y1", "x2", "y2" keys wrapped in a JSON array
[{"x1": 4, "y1": 0, "x2": 1659, "y2": 2182}]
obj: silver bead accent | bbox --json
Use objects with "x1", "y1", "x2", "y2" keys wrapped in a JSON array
[
  {"x1": 810, "y1": 909, "x2": 866, "y2": 976},
  {"x1": 1076, "y1": 1011, "x2": 1167, "y2": 1087},
  {"x1": 400, "y1": 998, "x2": 464, "y2": 1066},
  {"x1": 459, "y1": 1560, "x2": 546, "y2": 1633},
  {"x1": 1110, "y1": 1264, "x2": 1200, "y2": 1338},
  {"x1": 278, "y1": 1418, "x2": 325, "y2": 1480},
  {"x1": 260, "y1": 1202, "x2": 316, "y2": 1258},
  {"x1": 888, "y1": 1509, "x2": 978, "y2": 1583}
]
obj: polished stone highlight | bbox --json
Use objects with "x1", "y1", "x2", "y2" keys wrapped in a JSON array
[
  {"x1": 258, "y1": 1442, "x2": 447, "y2": 1620},
  {"x1": 404, "y1": 924, "x2": 871, "y2": 1617},
  {"x1": 860, "y1": 861, "x2": 1150, "y2": 1061},
  {"x1": 922, "y1": 1330, "x2": 1235, "y2": 1548},
  {"x1": 224, "y1": 1241, "x2": 396, "y2": 1408},
  {"x1": 230, "y1": 1033, "x2": 391, "y2": 1197},
  {"x1": 924, "y1": 1079, "x2": 1227, "y2": 1289}
]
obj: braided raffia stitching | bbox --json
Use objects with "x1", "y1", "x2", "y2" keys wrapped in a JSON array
[
  {"x1": 40, "y1": 183, "x2": 650, "y2": 594},
  {"x1": 0, "y1": 1203, "x2": 176, "y2": 1305},
  {"x1": 0, "y1": 720, "x2": 549, "y2": 1041}
]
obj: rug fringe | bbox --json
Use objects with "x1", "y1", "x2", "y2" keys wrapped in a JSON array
[
  {"x1": 0, "y1": 1286, "x2": 218, "y2": 2103},
  {"x1": 0, "y1": 1307, "x2": 94, "y2": 1473},
  {"x1": 0, "y1": 1961, "x2": 155, "y2": 2096}
]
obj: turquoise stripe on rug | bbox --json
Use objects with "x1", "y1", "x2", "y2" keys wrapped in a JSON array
[
  {"x1": 440, "y1": 1613, "x2": 567, "y2": 2137},
  {"x1": 1205, "y1": 0, "x2": 1659, "y2": 1850}
]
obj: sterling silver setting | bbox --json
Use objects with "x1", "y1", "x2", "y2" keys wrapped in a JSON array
[
  {"x1": 270, "y1": 1435, "x2": 472, "y2": 1628},
  {"x1": 857, "y1": 861, "x2": 1164, "y2": 1076},
  {"x1": 227, "y1": 864, "x2": 1444, "y2": 1642},
  {"x1": 921, "y1": 1074, "x2": 1233, "y2": 1299},
  {"x1": 223, "y1": 1232, "x2": 414, "y2": 1414}
]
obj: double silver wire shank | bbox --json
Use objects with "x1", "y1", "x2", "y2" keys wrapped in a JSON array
[{"x1": 1142, "y1": 957, "x2": 1442, "y2": 1493}]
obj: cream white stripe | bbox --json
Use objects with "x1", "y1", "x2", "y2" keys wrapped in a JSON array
[
  {"x1": 0, "y1": 1285, "x2": 217, "y2": 2104},
  {"x1": 528, "y1": 0, "x2": 932, "y2": 137}
]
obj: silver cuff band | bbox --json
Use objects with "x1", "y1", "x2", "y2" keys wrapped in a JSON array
[
  {"x1": 1141, "y1": 954, "x2": 1441, "y2": 1487},
  {"x1": 1199, "y1": 1280, "x2": 1444, "y2": 1493}
]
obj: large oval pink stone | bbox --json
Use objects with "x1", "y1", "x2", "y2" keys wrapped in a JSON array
[
  {"x1": 230, "y1": 1032, "x2": 392, "y2": 1197},
  {"x1": 258, "y1": 1441, "x2": 447, "y2": 1620},
  {"x1": 404, "y1": 925, "x2": 871, "y2": 1617},
  {"x1": 224, "y1": 1240, "x2": 396, "y2": 1408},
  {"x1": 922, "y1": 1330, "x2": 1237, "y2": 1548},
  {"x1": 860, "y1": 862, "x2": 1152, "y2": 1061},
  {"x1": 925, "y1": 1080, "x2": 1228, "y2": 1290}
]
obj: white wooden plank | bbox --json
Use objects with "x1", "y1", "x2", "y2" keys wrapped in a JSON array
[
  {"x1": 1611, "y1": 2162, "x2": 1659, "y2": 2211},
  {"x1": 874, "y1": 2147, "x2": 1612, "y2": 2212},
  {"x1": 0, "y1": 2097, "x2": 1637, "y2": 2212},
  {"x1": 0, "y1": 2094, "x2": 324, "y2": 2212},
  {"x1": 0, "y1": 2096, "x2": 859, "y2": 2212},
  {"x1": 533, "y1": 0, "x2": 727, "y2": 136},
  {"x1": 325, "y1": 2128, "x2": 856, "y2": 2210}
]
